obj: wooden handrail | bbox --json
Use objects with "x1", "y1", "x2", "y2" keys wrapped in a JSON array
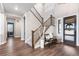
[
  {"x1": 30, "y1": 10, "x2": 42, "y2": 24},
  {"x1": 44, "y1": 15, "x2": 55, "y2": 25},
  {"x1": 30, "y1": 7, "x2": 43, "y2": 25},
  {"x1": 50, "y1": 15, "x2": 55, "y2": 26},
  {"x1": 32, "y1": 25, "x2": 43, "y2": 48},
  {"x1": 44, "y1": 15, "x2": 55, "y2": 28},
  {"x1": 33, "y1": 7, "x2": 43, "y2": 19},
  {"x1": 32, "y1": 30, "x2": 34, "y2": 48},
  {"x1": 44, "y1": 17, "x2": 50, "y2": 24},
  {"x1": 44, "y1": 15, "x2": 55, "y2": 32},
  {"x1": 34, "y1": 25, "x2": 41, "y2": 32},
  {"x1": 35, "y1": 32, "x2": 43, "y2": 43}
]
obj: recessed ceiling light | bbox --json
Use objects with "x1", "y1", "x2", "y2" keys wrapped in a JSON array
[{"x1": 15, "y1": 6, "x2": 18, "y2": 10}]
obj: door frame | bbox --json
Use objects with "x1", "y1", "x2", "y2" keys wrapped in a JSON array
[
  {"x1": 24, "y1": 16, "x2": 25, "y2": 40},
  {"x1": 7, "y1": 22, "x2": 14, "y2": 37},
  {"x1": 63, "y1": 15, "x2": 76, "y2": 46}
]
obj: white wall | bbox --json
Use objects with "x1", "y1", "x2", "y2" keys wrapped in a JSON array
[
  {"x1": 0, "y1": 3, "x2": 7, "y2": 45},
  {"x1": 4, "y1": 15, "x2": 7, "y2": 44},
  {"x1": 14, "y1": 19, "x2": 21, "y2": 38},
  {"x1": 21, "y1": 17, "x2": 25, "y2": 40},
  {"x1": 43, "y1": 3, "x2": 56, "y2": 22},
  {"x1": 55, "y1": 17, "x2": 64, "y2": 42},
  {"x1": 34, "y1": 3, "x2": 44, "y2": 17},
  {"x1": 54, "y1": 4, "x2": 78, "y2": 18},
  {"x1": 0, "y1": 13, "x2": 7, "y2": 45}
]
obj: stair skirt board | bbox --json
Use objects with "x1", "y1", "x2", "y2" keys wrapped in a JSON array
[
  {"x1": 25, "y1": 38, "x2": 32, "y2": 47},
  {"x1": 34, "y1": 39, "x2": 41, "y2": 49},
  {"x1": 35, "y1": 35, "x2": 44, "y2": 49}
]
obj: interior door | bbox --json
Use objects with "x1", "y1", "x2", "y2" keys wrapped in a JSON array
[
  {"x1": 63, "y1": 15, "x2": 76, "y2": 46},
  {"x1": 7, "y1": 23, "x2": 14, "y2": 37}
]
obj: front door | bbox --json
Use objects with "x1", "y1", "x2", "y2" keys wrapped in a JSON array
[
  {"x1": 7, "y1": 23, "x2": 14, "y2": 37},
  {"x1": 63, "y1": 15, "x2": 76, "y2": 46}
]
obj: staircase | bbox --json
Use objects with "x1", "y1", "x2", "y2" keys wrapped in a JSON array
[
  {"x1": 44, "y1": 15, "x2": 55, "y2": 33},
  {"x1": 30, "y1": 7, "x2": 43, "y2": 24},
  {"x1": 30, "y1": 7, "x2": 55, "y2": 48}
]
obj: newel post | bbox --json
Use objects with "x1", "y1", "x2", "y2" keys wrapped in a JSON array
[
  {"x1": 42, "y1": 17, "x2": 44, "y2": 27},
  {"x1": 42, "y1": 17, "x2": 44, "y2": 34},
  {"x1": 50, "y1": 15, "x2": 53, "y2": 25},
  {"x1": 32, "y1": 30, "x2": 34, "y2": 48}
]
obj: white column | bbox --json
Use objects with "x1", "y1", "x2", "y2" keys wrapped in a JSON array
[
  {"x1": 21, "y1": 17, "x2": 25, "y2": 41},
  {"x1": 0, "y1": 3, "x2": 7, "y2": 45}
]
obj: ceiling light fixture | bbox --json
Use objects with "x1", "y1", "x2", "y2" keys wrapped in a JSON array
[{"x1": 15, "y1": 6, "x2": 18, "y2": 10}]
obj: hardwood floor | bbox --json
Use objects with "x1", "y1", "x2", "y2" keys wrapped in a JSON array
[{"x1": 0, "y1": 37, "x2": 79, "y2": 56}]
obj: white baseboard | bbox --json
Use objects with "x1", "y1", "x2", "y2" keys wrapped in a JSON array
[
  {"x1": 25, "y1": 39, "x2": 32, "y2": 47},
  {"x1": 14, "y1": 36, "x2": 21, "y2": 38},
  {"x1": 76, "y1": 43, "x2": 79, "y2": 46},
  {"x1": 0, "y1": 41, "x2": 6, "y2": 45},
  {"x1": 21, "y1": 38, "x2": 25, "y2": 41},
  {"x1": 61, "y1": 40, "x2": 63, "y2": 42},
  {"x1": 35, "y1": 44, "x2": 40, "y2": 49}
]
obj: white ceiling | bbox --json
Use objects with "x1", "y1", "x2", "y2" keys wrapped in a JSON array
[
  {"x1": 0, "y1": 4, "x2": 3, "y2": 13},
  {"x1": 0, "y1": 3, "x2": 35, "y2": 17}
]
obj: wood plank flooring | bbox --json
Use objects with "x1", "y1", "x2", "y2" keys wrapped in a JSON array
[{"x1": 0, "y1": 37, "x2": 79, "y2": 56}]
